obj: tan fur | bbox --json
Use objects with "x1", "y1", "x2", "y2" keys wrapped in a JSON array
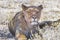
[{"x1": 16, "y1": 33, "x2": 27, "y2": 40}]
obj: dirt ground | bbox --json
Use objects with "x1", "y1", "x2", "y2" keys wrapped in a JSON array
[{"x1": 0, "y1": 0, "x2": 60, "y2": 40}]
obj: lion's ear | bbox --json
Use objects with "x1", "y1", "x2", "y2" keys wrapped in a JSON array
[
  {"x1": 38, "y1": 5, "x2": 43, "y2": 10},
  {"x1": 22, "y1": 4, "x2": 28, "y2": 10}
]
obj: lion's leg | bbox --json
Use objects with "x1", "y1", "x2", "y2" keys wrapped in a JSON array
[
  {"x1": 15, "y1": 33, "x2": 27, "y2": 40},
  {"x1": 15, "y1": 28, "x2": 27, "y2": 40}
]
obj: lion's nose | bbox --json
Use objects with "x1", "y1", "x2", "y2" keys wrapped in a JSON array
[{"x1": 32, "y1": 16, "x2": 36, "y2": 19}]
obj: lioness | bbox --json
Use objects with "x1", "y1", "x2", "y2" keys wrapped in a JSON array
[{"x1": 8, "y1": 4, "x2": 43, "y2": 40}]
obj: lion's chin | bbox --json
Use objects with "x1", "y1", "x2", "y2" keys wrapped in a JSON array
[{"x1": 30, "y1": 21, "x2": 38, "y2": 26}]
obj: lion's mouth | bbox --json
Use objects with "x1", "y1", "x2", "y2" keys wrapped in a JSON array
[
  {"x1": 31, "y1": 21, "x2": 38, "y2": 25},
  {"x1": 30, "y1": 19, "x2": 38, "y2": 25}
]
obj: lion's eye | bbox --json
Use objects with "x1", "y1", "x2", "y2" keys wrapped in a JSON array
[
  {"x1": 27, "y1": 11, "x2": 30, "y2": 13},
  {"x1": 36, "y1": 11, "x2": 39, "y2": 13}
]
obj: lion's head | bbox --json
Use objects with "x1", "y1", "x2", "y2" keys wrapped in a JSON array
[{"x1": 22, "y1": 4, "x2": 43, "y2": 26}]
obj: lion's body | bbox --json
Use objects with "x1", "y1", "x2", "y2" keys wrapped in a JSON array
[{"x1": 8, "y1": 4, "x2": 43, "y2": 40}]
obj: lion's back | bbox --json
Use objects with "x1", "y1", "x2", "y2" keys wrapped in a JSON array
[{"x1": 8, "y1": 12, "x2": 23, "y2": 36}]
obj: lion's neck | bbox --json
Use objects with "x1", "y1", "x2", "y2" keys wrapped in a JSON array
[{"x1": 21, "y1": 14, "x2": 33, "y2": 29}]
